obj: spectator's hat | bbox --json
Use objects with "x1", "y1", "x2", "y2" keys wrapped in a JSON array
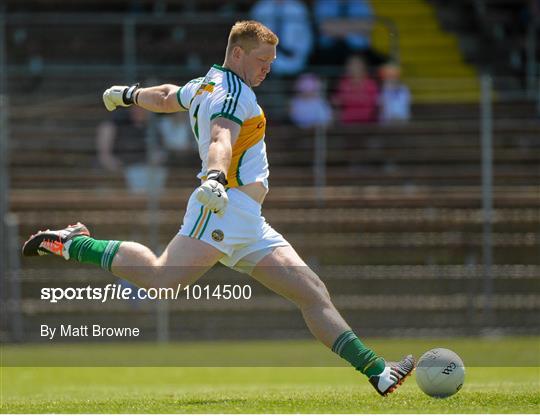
[{"x1": 295, "y1": 73, "x2": 322, "y2": 95}]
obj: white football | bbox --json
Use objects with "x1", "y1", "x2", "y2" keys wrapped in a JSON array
[{"x1": 416, "y1": 348, "x2": 465, "y2": 398}]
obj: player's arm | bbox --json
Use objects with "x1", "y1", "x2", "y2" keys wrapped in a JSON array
[
  {"x1": 195, "y1": 117, "x2": 240, "y2": 217},
  {"x1": 103, "y1": 83, "x2": 183, "y2": 113},
  {"x1": 207, "y1": 117, "x2": 240, "y2": 175}
]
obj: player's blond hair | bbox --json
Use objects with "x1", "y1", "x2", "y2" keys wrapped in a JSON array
[{"x1": 226, "y1": 20, "x2": 279, "y2": 55}]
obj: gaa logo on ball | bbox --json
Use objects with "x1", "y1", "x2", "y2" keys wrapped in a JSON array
[{"x1": 416, "y1": 348, "x2": 465, "y2": 398}]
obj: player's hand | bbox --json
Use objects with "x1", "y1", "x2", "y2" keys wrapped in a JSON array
[
  {"x1": 196, "y1": 179, "x2": 228, "y2": 217},
  {"x1": 102, "y1": 83, "x2": 140, "y2": 111},
  {"x1": 195, "y1": 170, "x2": 229, "y2": 217}
]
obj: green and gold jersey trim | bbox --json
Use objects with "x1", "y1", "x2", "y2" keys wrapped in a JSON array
[
  {"x1": 210, "y1": 112, "x2": 243, "y2": 126},
  {"x1": 212, "y1": 64, "x2": 243, "y2": 80},
  {"x1": 189, "y1": 206, "x2": 213, "y2": 240},
  {"x1": 226, "y1": 112, "x2": 266, "y2": 188},
  {"x1": 176, "y1": 77, "x2": 204, "y2": 110},
  {"x1": 176, "y1": 88, "x2": 189, "y2": 110}
]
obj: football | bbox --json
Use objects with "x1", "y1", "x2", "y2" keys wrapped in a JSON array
[{"x1": 416, "y1": 348, "x2": 465, "y2": 398}]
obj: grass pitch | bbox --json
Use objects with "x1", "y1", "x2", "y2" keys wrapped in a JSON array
[{"x1": 1, "y1": 338, "x2": 539, "y2": 413}]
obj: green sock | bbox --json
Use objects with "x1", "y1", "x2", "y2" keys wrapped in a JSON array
[
  {"x1": 67, "y1": 236, "x2": 121, "y2": 272},
  {"x1": 332, "y1": 330, "x2": 385, "y2": 377}
]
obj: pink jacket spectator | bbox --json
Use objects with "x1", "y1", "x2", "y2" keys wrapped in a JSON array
[{"x1": 334, "y1": 75, "x2": 379, "y2": 123}]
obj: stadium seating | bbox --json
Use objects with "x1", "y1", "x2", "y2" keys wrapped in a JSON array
[
  {"x1": 371, "y1": 0, "x2": 481, "y2": 102},
  {"x1": 429, "y1": 0, "x2": 536, "y2": 92},
  {"x1": 2, "y1": 0, "x2": 539, "y2": 341}
]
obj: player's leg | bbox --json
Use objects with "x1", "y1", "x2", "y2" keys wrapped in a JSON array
[
  {"x1": 110, "y1": 234, "x2": 223, "y2": 289},
  {"x1": 250, "y1": 244, "x2": 414, "y2": 396},
  {"x1": 250, "y1": 245, "x2": 348, "y2": 347},
  {"x1": 22, "y1": 223, "x2": 223, "y2": 289}
]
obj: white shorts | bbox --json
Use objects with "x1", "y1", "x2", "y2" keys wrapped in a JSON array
[{"x1": 178, "y1": 188, "x2": 289, "y2": 273}]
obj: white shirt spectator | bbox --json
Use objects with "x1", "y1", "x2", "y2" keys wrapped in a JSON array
[
  {"x1": 379, "y1": 83, "x2": 411, "y2": 123},
  {"x1": 290, "y1": 97, "x2": 333, "y2": 129},
  {"x1": 289, "y1": 73, "x2": 332, "y2": 129},
  {"x1": 158, "y1": 112, "x2": 192, "y2": 151},
  {"x1": 251, "y1": 0, "x2": 313, "y2": 76}
]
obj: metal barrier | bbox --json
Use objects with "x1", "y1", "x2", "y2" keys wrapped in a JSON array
[
  {"x1": 480, "y1": 74, "x2": 494, "y2": 325},
  {"x1": 0, "y1": 12, "x2": 9, "y2": 317},
  {"x1": 4, "y1": 214, "x2": 22, "y2": 342},
  {"x1": 526, "y1": 12, "x2": 539, "y2": 99}
]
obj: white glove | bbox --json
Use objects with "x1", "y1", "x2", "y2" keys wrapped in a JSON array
[
  {"x1": 196, "y1": 179, "x2": 228, "y2": 217},
  {"x1": 102, "y1": 84, "x2": 139, "y2": 111}
]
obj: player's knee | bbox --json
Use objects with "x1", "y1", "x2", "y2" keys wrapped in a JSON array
[
  {"x1": 147, "y1": 264, "x2": 196, "y2": 290},
  {"x1": 139, "y1": 264, "x2": 172, "y2": 290},
  {"x1": 294, "y1": 274, "x2": 332, "y2": 309},
  {"x1": 311, "y1": 282, "x2": 332, "y2": 307}
]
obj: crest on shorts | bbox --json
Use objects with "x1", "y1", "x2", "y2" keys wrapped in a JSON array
[{"x1": 211, "y1": 229, "x2": 224, "y2": 242}]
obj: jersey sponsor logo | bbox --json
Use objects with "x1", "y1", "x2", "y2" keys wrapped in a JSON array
[
  {"x1": 194, "y1": 82, "x2": 215, "y2": 97},
  {"x1": 211, "y1": 229, "x2": 224, "y2": 242}
]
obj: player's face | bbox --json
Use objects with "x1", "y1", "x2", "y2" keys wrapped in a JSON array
[{"x1": 242, "y1": 42, "x2": 276, "y2": 87}]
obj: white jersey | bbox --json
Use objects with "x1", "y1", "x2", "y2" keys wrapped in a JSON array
[{"x1": 177, "y1": 64, "x2": 269, "y2": 188}]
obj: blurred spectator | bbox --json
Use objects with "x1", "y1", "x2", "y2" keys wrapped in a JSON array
[
  {"x1": 96, "y1": 105, "x2": 168, "y2": 194},
  {"x1": 158, "y1": 111, "x2": 192, "y2": 152},
  {"x1": 379, "y1": 63, "x2": 411, "y2": 124},
  {"x1": 129, "y1": 0, "x2": 145, "y2": 14},
  {"x1": 333, "y1": 55, "x2": 379, "y2": 124},
  {"x1": 520, "y1": 0, "x2": 540, "y2": 23},
  {"x1": 251, "y1": 0, "x2": 313, "y2": 76},
  {"x1": 157, "y1": 111, "x2": 197, "y2": 164},
  {"x1": 289, "y1": 73, "x2": 333, "y2": 129},
  {"x1": 534, "y1": 0, "x2": 540, "y2": 18},
  {"x1": 11, "y1": 27, "x2": 44, "y2": 88},
  {"x1": 313, "y1": 0, "x2": 386, "y2": 67}
]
